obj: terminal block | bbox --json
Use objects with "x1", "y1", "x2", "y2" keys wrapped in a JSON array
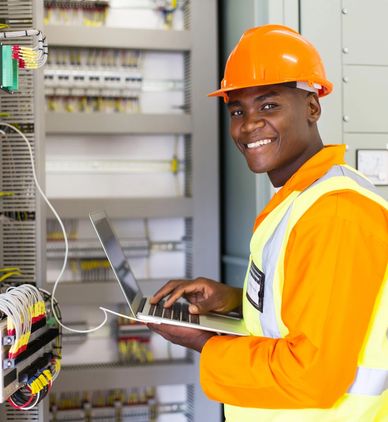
[{"x1": 0, "y1": 44, "x2": 19, "y2": 93}]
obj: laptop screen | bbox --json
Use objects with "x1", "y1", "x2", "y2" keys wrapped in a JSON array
[{"x1": 91, "y1": 213, "x2": 139, "y2": 302}]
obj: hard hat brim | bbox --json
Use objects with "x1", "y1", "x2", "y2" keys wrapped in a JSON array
[
  {"x1": 208, "y1": 79, "x2": 333, "y2": 102},
  {"x1": 208, "y1": 88, "x2": 226, "y2": 97}
]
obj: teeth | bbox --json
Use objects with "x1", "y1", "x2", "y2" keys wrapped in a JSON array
[{"x1": 246, "y1": 139, "x2": 272, "y2": 149}]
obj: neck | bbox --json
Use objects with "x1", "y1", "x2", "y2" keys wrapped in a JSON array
[{"x1": 269, "y1": 135, "x2": 324, "y2": 187}]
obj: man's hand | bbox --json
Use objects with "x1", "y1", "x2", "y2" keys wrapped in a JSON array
[
  {"x1": 147, "y1": 323, "x2": 216, "y2": 352},
  {"x1": 150, "y1": 277, "x2": 243, "y2": 315}
]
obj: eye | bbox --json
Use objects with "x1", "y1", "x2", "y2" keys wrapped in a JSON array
[
  {"x1": 229, "y1": 109, "x2": 243, "y2": 118},
  {"x1": 261, "y1": 103, "x2": 277, "y2": 111}
]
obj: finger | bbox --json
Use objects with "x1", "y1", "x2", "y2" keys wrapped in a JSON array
[
  {"x1": 188, "y1": 298, "x2": 216, "y2": 314},
  {"x1": 163, "y1": 283, "x2": 204, "y2": 308},
  {"x1": 149, "y1": 280, "x2": 185, "y2": 304}
]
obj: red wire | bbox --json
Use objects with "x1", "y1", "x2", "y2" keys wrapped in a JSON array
[
  {"x1": 7, "y1": 397, "x2": 21, "y2": 409},
  {"x1": 7, "y1": 385, "x2": 35, "y2": 409},
  {"x1": 18, "y1": 393, "x2": 34, "y2": 408}
]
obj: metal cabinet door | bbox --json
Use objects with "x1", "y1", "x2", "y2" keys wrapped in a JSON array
[
  {"x1": 342, "y1": 0, "x2": 388, "y2": 65},
  {"x1": 343, "y1": 65, "x2": 388, "y2": 133}
]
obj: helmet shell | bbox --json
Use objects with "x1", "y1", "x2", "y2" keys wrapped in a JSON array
[{"x1": 209, "y1": 24, "x2": 333, "y2": 101}]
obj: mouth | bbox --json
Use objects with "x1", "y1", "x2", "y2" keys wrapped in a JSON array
[{"x1": 244, "y1": 138, "x2": 273, "y2": 149}]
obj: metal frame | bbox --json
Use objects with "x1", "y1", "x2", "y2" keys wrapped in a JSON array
[
  {"x1": 48, "y1": 197, "x2": 193, "y2": 219},
  {"x1": 190, "y1": 1, "x2": 220, "y2": 417},
  {"x1": 0, "y1": 0, "x2": 46, "y2": 420},
  {"x1": 46, "y1": 112, "x2": 192, "y2": 134},
  {"x1": 52, "y1": 362, "x2": 196, "y2": 392},
  {"x1": 45, "y1": 25, "x2": 191, "y2": 51},
  {"x1": 33, "y1": 3, "x2": 47, "y2": 421}
]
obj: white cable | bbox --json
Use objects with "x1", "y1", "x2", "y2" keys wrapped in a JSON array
[
  {"x1": 0, "y1": 300, "x2": 20, "y2": 340},
  {"x1": 0, "y1": 122, "x2": 108, "y2": 334},
  {"x1": 20, "y1": 390, "x2": 41, "y2": 411},
  {"x1": 0, "y1": 293, "x2": 23, "y2": 335},
  {"x1": 3, "y1": 285, "x2": 42, "y2": 348},
  {"x1": 0, "y1": 29, "x2": 40, "y2": 39},
  {"x1": 7, "y1": 285, "x2": 40, "y2": 334},
  {"x1": 0, "y1": 29, "x2": 48, "y2": 68},
  {"x1": 6, "y1": 291, "x2": 30, "y2": 336},
  {"x1": 0, "y1": 296, "x2": 23, "y2": 353}
]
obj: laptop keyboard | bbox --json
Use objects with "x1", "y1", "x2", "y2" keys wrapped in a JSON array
[{"x1": 148, "y1": 300, "x2": 199, "y2": 325}]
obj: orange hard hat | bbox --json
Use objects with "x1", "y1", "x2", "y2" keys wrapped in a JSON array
[{"x1": 209, "y1": 24, "x2": 333, "y2": 102}]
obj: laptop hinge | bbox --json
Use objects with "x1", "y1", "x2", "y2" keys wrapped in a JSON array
[{"x1": 138, "y1": 297, "x2": 147, "y2": 313}]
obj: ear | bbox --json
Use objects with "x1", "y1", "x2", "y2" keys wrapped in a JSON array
[{"x1": 306, "y1": 93, "x2": 321, "y2": 124}]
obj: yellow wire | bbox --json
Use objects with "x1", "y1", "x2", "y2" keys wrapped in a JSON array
[
  {"x1": 0, "y1": 267, "x2": 21, "y2": 272},
  {"x1": 0, "y1": 271, "x2": 21, "y2": 282}
]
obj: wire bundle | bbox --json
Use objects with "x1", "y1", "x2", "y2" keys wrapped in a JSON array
[
  {"x1": 7, "y1": 359, "x2": 60, "y2": 410},
  {"x1": 0, "y1": 29, "x2": 48, "y2": 69},
  {"x1": 0, "y1": 286, "x2": 62, "y2": 410},
  {"x1": 7, "y1": 385, "x2": 42, "y2": 410},
  {"x1": 0, "y1": 284, "x2": 46, "y2": 359}
]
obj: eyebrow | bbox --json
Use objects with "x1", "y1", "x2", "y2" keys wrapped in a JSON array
[{"x1": 227, "y1": 91, "x2": 280, "y2": 108}]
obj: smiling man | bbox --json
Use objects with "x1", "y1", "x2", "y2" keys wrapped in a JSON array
[{"x1": 148, "y1": 25, "x2": 388, "y2": 421}]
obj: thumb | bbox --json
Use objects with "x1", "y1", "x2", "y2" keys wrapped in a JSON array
[
  {"x1": 189, "y1": 301, "x2": 213, "y2": 314},
  {"x1": 189, "y1": 304, "x2": 199, "y2": 313}
]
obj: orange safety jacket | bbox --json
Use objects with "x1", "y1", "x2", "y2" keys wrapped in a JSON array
[{"x1": 200, "y1": 145, "x2": 388, "y2": 420}]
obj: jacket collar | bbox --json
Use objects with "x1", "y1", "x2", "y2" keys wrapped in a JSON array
[{"x1": 253, "y1": 145, "x2": 347, "y2": 231}]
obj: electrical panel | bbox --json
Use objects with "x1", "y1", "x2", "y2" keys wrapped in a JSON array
[
  {"x1": 42, "y1": 1, "x2": 220, "y2": 421},
  {"x1": 0, "y1": 0, "x2": 55, "y2": 420},
  {"x1": 0, "y1": 1, "x2": 219, "y2": 420}
]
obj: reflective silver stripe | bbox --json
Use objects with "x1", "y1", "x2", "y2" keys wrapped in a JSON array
[
  {"x1": 260, "y1": 204, "x2": 293, "y2": 338},
  {"x1": 348, "y1": 367, "x2": 388, "y2": 395},
  {"x1": 313, "y1": 165, "x2": 377, "y2": 193}
]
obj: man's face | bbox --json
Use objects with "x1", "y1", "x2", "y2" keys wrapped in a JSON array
[{"x1": 227, "y1": 84, "x2": 321, "y2": 187}]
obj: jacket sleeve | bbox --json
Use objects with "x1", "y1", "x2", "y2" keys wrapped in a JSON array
[{"x1": 200, "y1": 192, "x2": 388, "y2": 408}]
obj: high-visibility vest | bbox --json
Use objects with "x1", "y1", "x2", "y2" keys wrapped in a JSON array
[{"x1": 225, "y1": 165, "x2": 388, "y2": 422}]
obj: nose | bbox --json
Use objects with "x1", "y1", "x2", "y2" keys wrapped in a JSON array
[{"x1": 241, "y1": 115, "x2": 265, "y2": 133}]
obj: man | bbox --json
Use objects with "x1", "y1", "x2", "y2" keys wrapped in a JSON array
[{"x1": 148, "y1": 25, "x2": 388, "y2": 421}]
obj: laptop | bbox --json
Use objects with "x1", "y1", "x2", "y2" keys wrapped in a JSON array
[{"x1": 89, "y1": 210, "x2": 249, "y2": 336}]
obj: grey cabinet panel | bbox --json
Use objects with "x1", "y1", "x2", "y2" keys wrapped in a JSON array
[
  {"x1": 301, "y1": 0, "x2": 343, "y2": 145},
  {"x1": 342, "y1": 0, "x2": 388, "y2": 65},
  {"x1": 343, "y1": 65, "x2": 388, "y2": 133}
]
